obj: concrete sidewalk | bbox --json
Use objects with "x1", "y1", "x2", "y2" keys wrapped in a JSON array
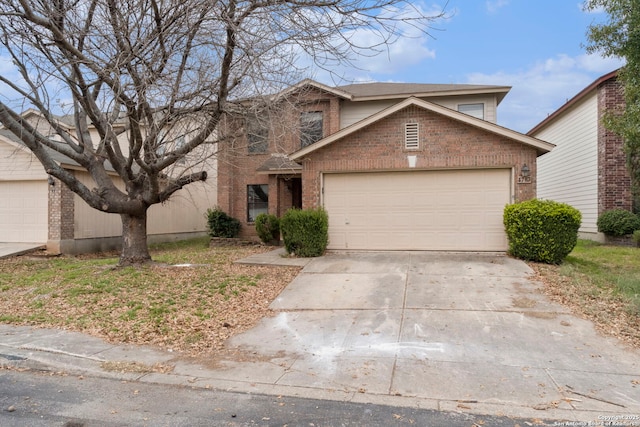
[
  {"x1": 0, "y1": 243, "x2": 45, "y2": 259},
  {"x1": 1, "y1": 250, "x2": 639, "y2": 425}
]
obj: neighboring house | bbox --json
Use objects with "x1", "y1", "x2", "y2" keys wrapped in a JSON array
[
  {"x1": 529, "y1": 69, "x2": 631, "y2": 241},
  {"x1": 0, "y1": 110, "x2": 217, "y2": 253},
  {"x1": 217, "y1": 80, "x2": 554, "y2": 251}
]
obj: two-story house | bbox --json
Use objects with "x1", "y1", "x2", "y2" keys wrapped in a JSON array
[
  {"x1": 530, "y1": 69, "x2": 632, "y2": 242},
  {"x1": 217, "y1": 79, "x2": 553, "y2": 252}
]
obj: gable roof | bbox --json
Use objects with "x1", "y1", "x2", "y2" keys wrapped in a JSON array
[
  {"x1": 256, "y1": 153, "x2": 302, "y2": 175},
  {"x1": 276, "y1": 79, "x2": 512, "y2": 105},
  {"x1": 337, "y1": 82, "x2": 511, "y2": 104},
  {"x1": 289, "y1": 97, "x2": 554, "y2": 160},
  {"x1": 528, "y1": 69, "x2": 619, "y2": 135},
  {"x1": 272, "y1": 79, "x2": 355, "y2": 101}
]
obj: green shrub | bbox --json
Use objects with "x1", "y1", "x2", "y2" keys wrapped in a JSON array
[
  {"x1": 503, "y1": 199, "x2": 581, "y2": 264},
  {"x1": 280, "y1": 208, "x2": 328, "y2": 257},
  {"x1": 206, "y1": 207, "x2": 241, "y2": 238},
  {"x1": 596, "y1": 209, "x2": 640, "y2": 236},
  {"x1": 255, "y1": 213, "x2": 280, "y2": 245},
  {"x1": 633, "y1": 230, "x2": 640, "y2": 246}
]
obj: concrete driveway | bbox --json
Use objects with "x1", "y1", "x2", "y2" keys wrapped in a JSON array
[
  {"x1": 0, "y1": 243, "x2": 45, "y2": 259},
  {"x1": 219, "y1": 251, "x2": 640, "y2": 422}
]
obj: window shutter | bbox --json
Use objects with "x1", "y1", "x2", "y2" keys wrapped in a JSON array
[{"x1": 405, "y1": 123, "x2": 419, "y2": 149}]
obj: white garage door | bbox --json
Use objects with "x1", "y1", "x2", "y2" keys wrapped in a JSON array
[
  {"x1": 323, "y1": 169, "x2": 511, "y2": 251},
  {"x1": 0, "y1": 181, "x2": 48, "y2": 243}
]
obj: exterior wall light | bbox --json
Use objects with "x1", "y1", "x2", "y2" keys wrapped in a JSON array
[{"x1": 518, "y1": 164, "x2": 531, "y2": 184}]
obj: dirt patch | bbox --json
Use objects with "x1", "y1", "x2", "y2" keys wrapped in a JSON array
[
  {"x1": 184, "y1": 348, "x2": 295, "y2": 370},
  {"x1": 512, "y1": 296, "x2": 538, "y2": 308},
  {"x1": 100, "y1": 361, "x2": 174, "y2": 374},
  {"x1": 523, "y1": 311, "x2": 558, "y2": 320}
]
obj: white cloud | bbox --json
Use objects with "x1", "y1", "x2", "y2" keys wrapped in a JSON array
[
  {"x1": 486, "y1": 0, "x2": 509, "y2": 14},
  {"x1": 305, "y1": 2, "x2": 448, "y2": 84},
  {"x1": 580, "y1": 2, "x2": 605, "y2": 13},
  {"x1": 466, "y1": 53, "x2": 624, "y2": 133}
]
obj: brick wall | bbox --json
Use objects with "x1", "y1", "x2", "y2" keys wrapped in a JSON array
[
  {"x1": 597, "y1": 78, "x2": 633, "y2": 214},
  {"x1": 48, "y1": 176, "x2": 75, "y2": 252},
  {"x1": 217, "y1": 86, "x2": 342, "y2": 239},
  {"x1": 300, "y1": 106, "x2": 538, "y2": 208}
]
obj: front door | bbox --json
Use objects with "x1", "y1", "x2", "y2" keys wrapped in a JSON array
[{"x1": 291, "y1": 177, "x2": 302, "y2": 209}]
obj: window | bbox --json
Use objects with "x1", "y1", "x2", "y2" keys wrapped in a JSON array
[
  {"x1": 458, "y1": 103, "x2": 484, "y2": 120},
  {"x1": 155, "y1": 129, "x2": 167, "y2": 158},
  {"x1": 300, "y1": 111, "x2": 323, "y2": 148},
  {"x1": 404, "y1": 122, "x2": 419, "y2": 149},
  {"x1": 247, "y1": 114, "x2": 268, "y2": 153},
  {"x1": 247, "y1": 184, "x2": 268, "y2": 222},
  {"x1": 175, "y1": 135, "x2": 186, "y2": 164}
]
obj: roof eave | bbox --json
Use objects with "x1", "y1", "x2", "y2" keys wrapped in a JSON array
[
  {"x1": 528, "y1": 68, "x2": 620, "y2": 135},
  {"x1": 349, "y1": 87, "x2": 512, "y2": 103},
  {"x1": 275, "y1": 79, "x2": 354, "y2": 101}
]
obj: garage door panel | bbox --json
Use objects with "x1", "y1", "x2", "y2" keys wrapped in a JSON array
[
  {"x1": 0, "y1": 180, "x2": 48, "y2": 243},
  {"x1": 323, "y1": 170, "x2": 510, "y2": 251}
]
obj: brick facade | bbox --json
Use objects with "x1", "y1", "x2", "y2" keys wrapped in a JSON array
[
  {"x1": 217, "y1": 87, "x2": 341, "y2": 239},
  {"x1": 218, "y1": 86, "x2": 540, "y2": 241},
  {"x1": 300, "y1": 106, "x2": 537, "y2": 208},
  {"x1": 48, "y1": 176, "x2": 75, "y2": 253},
  {"x1": 597, "y1": 77, "x2": 633, "y2": 214}
]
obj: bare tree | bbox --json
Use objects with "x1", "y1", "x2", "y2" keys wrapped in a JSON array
[{"x1": 0, "y1": 0, "x2": 445, "y2": 265}]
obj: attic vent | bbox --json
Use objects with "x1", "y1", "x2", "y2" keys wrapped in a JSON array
[{"x1": 404, "y1": 123, "x2": 419, "y2": 149}]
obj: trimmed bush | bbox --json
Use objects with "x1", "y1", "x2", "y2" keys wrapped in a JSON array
[
  {"x1": 597, "y1": 209, "x2": 640, "y2": 236},
  {"x1": 255, "y1": 213, "x2": 280, "y2": 245},
  {"x1": 206, "y1": 207, "x2": 241, "y2": 238},
  {"x1": 280, "y1": 208, "x2": 328, "y2": 257},
  {"x1": 503, "y1": 199, "x2": 581, "y2": 264}
]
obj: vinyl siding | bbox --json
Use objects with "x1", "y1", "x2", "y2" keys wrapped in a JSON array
[
  {"x1": 0, "y1": 140, "x2": 47, "y2": 180},
  {"x1": 339, "y1": 94, "x2": 499, "y2": 129},
  {"x1": 73, "y1": 168, "x2": 217, "y2": 239},
  {"x1": 535, "y1": 92, "x2": 599, "y2": 233},
  {"x1": 147, "y1": 179, "x2": 217, "y2": 235},
  {"x1": 73, "y1": 172, "x2": 123, "y2": 238}
]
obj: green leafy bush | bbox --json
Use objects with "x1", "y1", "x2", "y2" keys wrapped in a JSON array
[
  {"x1": 503, "y1": 199, "x2": 581, "y2": 264},
  {"x1": 206, "y1": 207, "x2": 240, "y2": 238},
  {"x1": 255, "y1": 213, "x2": 280, "y2": 245},
  {"x1": 596, "y1": 209, "x2": 640, "y2": 236},
  {"x1": 280, "y1": 208, "x2": 328, "y2": 257}
]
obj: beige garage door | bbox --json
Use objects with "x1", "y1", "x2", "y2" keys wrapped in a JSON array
[
  {"x1": 323, "y1": 169, "x2": 511, "y2": 251},
  {"x1": 0, "y1": 180, "x2": 48, "y2": 243}
]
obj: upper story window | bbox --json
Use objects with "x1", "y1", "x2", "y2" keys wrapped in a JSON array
[
  {"x1": 247, "y1": 114, "x2": 268, "y2": 154},
  {"x1": 300, "y1": 111, "x2": 323, "y2": 148},
  {"x1": 404, "y1": 122, "x2": 419, "y2": 150},
  {"x1": 458, "y1": 103, "x2": 485, "y2": 120}
]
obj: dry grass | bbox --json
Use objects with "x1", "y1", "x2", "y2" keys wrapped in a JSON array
[
  {"x1": 529, "y1": 240, "x2": 640, "y2": 349},
  {"x1": 0, "y1": 238, "x2": 300, "y2": 356},
  {"x1": 2, "y1": 237, "x2": 639, "y2": 359}
]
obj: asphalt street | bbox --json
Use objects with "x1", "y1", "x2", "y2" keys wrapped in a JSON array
[{"x1": 0, "y1": 368, "x2": 554, "y2": 426}]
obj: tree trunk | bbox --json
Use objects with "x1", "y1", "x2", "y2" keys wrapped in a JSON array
[{"x1": 120, "y1": 211, "x2": 152, "y2": 266}]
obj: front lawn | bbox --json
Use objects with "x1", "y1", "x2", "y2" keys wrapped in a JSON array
[
  {"x1": 2, "y1": 238, "x2": 638, "y2": 357},
  {"x1": 0, "y1": 238, "x2": 300, "y2": 356},
  {"x1": 531, "y1": 239, "x2": 640, "y2": 348}
]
